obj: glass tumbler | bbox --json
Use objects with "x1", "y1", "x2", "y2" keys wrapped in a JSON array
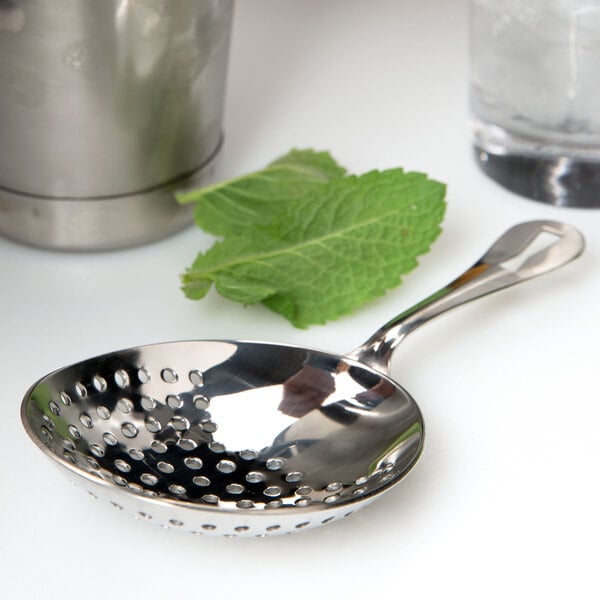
[{"x1": 471, "y1": 0, "x2": 600, "y2": 207}]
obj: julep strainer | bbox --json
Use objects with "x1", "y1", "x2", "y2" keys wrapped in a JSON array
[{"x1": 21, "y1": 221, "x2": 584, "y2": 537}]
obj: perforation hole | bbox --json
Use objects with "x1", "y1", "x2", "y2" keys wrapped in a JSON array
[
  {"x1": 239, "y1": 449, "x2": 257, "y2": 461},
  {"x1": 86, "y1": 457, "x2": 99, "y2": 470},
  {"x1": 157, "y1": 461, "x2": 174, "y2": 474},
  {"x1": 92, "y1": 376, "x2": 107, "y2": 392},
  {"x1": 102, "y1": 432, "x2": 118, "y2": 446},
  {"x1": 137, "y1": 368, "x2": 151, "y2": 384},
  {"x1": 117, "y1": 398, "x2": 133, "y2": 414},
  {"x1": 246, "y1": 471, "x2": 264, "y2": 484},
  {"x1": 145, "y1": 417, "x2": 162, "y2": 433},
  {"x1": 96, "y1": 406, "x2": 110, "y2": 420},
  {"x1": 141, "y1": 396, "x2": 156, "y2": 411},
  {"x1": 90, "y1": 444, "x2": 105, "y2": 458},
  {"x1": 177, "y1": 438, "x2": 197, "y2": 451},
  {"x1": 193, "y1": 395, "x2": 209, "y2": 410},
  {"x1": 75, "y1": 383, "x2": 87, "y2": 398},
  {"x1": 226, "y1": 483, "x2": 245, "y2": 495},
  {"x1": 63, "y1": 450, "x2": 76, "y2": 464},
  {"x1": 171, "y1": 416, "x2": 190, "y2": 431},
  {"x1": 79, "y1": 413, "x2": 93, "y2": 428},
  {"x1": 121, "y1": 422, "x2": 138, "y2": 438},
  {"x1": 60, "y1": 392, "x2": 72, "y2": 406},
  {"x1": 266, "y1": 458, "x2": 284, "y2": 471},
  {"x1": 114, "y1": 459, "x2": 131, "y2": 473},
  {"x1": 189, "y1": 370, "x2": 204, "y2": 386},
  {"x1": 216, "y1": 460, "x2": 236, "y2": 474},
  {"x1": 68, "y1": 425, "x2": 81, "y2": 439},
  {"x1": 129, "y1": 448, "x2": 145, "y2": 461},
  {"x1": 161, "y1": 368, "x2": 178, "y2": 383},
  {"x1": 114, "y1": 370, "x2": 129, "y2": 388},
  {"x1": 151, "y1": 441, "x2": 168, "y2": 454},
  {"x1": 184, "y1": 457, "x2": 203, "y2": 470},
  {"x1": 167, "y1": 395, "x2": 182, "y2": 409},
  {"x1": 193, "y1": 476, "x2": 210, "y2": 487}
]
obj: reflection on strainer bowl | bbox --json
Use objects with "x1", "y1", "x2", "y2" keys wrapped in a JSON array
[{"x1": 23, "y1": 340, "x2": 419, "y2": 537}]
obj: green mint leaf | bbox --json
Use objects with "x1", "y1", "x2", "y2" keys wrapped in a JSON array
[
  {"x1": 175, "y1": 148, "x2": 346, "y2": 236},
  {"x1": 182, "y1": 169, "x2": 446, "y2": 328}
]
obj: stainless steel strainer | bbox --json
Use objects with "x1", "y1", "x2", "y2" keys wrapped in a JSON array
[{"x1": 21, "y1": 221, "x2": 584, "y2": 537}]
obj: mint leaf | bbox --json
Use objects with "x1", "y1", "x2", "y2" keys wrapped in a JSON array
[
  {"x1": 182, "y1": 169, "x2": 446, "y2": 328},
  {"x1": 176, "y1": 149, "x2": 346, "y2": 236}
]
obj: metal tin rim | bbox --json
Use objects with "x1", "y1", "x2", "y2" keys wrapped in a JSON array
[{"x1": 0, "y1": 136, "x2": 223, "y2": 251}]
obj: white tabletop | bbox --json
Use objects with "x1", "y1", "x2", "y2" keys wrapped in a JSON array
[{"x1": 2, "y1": 1, "x2": 599, "y2": 598}]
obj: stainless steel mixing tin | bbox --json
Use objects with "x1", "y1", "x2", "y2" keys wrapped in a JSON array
[
  {"x1": 21, "y1": 222, "x2": 584, "y2": 536},
  {"x1": 0, "y1": 0, "x2": 233, "y2": 249}
]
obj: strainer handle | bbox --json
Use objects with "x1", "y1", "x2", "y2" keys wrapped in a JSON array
[{"x1": 349, "y1": 220, "x2": 584, "y2": 371}]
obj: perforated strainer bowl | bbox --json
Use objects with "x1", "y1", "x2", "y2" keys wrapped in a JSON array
[{"x1": 21, "y1": 221, "x2": 584, "y2": 537}]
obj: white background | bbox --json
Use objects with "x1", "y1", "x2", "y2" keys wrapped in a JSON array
[{"x1": 2, "y1": 1, "x2": 599, "y2": 598}]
